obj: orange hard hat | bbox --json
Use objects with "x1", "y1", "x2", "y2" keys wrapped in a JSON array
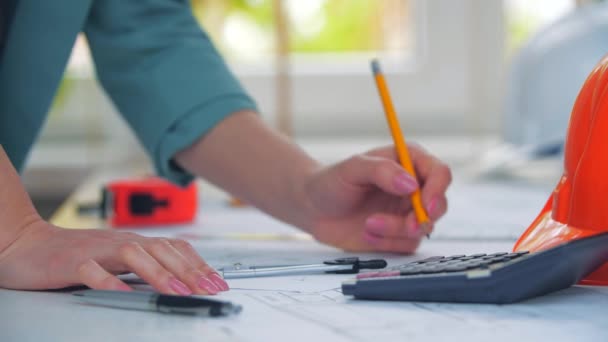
[{"x1": 514, "y1": 54, "x2": 608, "y2": 285}]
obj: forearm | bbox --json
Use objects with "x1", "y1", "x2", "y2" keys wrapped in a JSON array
[
  {"x1": 0, "y1": 146, "x2": 43, "y2": 253},
  {"x1": 174, "y1": 110, "x2": 320, "y2": 230}
]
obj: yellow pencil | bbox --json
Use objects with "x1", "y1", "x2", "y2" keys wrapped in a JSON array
[{"x1": 371, "y1": 59, "x2": 432, "y2": 237}]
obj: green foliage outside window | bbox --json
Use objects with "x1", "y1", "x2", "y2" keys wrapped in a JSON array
[{"x1": 190, "y1": 0, "x2": 409, "y2": 59}]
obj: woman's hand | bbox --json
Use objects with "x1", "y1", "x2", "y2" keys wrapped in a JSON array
[
  {"x1": 174, "y1": 111, "x2": 451, "y2": 254},
  {"x1": 301, "y1": 144, "x2": 452, "y2": 253},
  {"x1": 0, "y1": 220, "x2": 228, "y2": 295}
]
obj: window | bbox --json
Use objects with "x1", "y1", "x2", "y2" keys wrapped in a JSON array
[
  {"x1": 504, "y1": 0, "x2": 576, "y2": 57},
  {"x1": 205, "y1": 0, "x2": 507, "y2": 137},
  {"x1": 38, "y1": 0, "x2": 571, "y2": 168}
]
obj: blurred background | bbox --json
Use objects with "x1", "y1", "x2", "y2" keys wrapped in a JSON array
[{"x1": 24, "y1": 0, "x2": 606, "y2": 218}]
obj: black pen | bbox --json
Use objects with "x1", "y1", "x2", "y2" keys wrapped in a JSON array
[{"x1": 73, "y1": 290, "x2": 242, "y2": 317}]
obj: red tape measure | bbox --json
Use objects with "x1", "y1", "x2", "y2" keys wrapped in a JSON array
[{"x1": 98, "y1": 177, "x2": 197, "y2": 227}]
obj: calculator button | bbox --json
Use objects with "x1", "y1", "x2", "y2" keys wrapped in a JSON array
[
  {"x1": 489, "y1": 256, "x2": 511, "y2": 263},
  {"x1": 488, "y1": 252, "x2": 508, "y2": 257},
  {"x1": 445, "y1": 255, "x2": 466, "y2": 260},
  {"x1": 421, "y1": 266, "x2": 446, "y2": 274},
  {"x1": 469, "y1": 253, "x2": 487, "y2": 258},
  {"x1": 504, "y1": 253, "x2": 525, "y2": 259},
  {"x1": 445, "y1": 265, "x2": 468, "y2": 272},
  {"x1": 506, "y1": 251, "x2": 529, "y2": 258},
  {"x1": 415, "y1": 256, "x2": 445, "y2": 263},
  {"x1": 423, "y1": 261, "x2": 444, "y2": 266},
  {"x1": 459, "y1": 256, "x2": 477, "y2": 261},
  {"x1": 463, "y1": 262, "x2": 484, "y2": 269}
]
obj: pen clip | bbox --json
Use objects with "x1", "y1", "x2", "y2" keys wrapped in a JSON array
[{"x1": 323, "y1": 257, "x2": 388, "y2": 274}]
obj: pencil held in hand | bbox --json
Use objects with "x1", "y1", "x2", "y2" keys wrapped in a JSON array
[{"x1": 370, "y1": 59, "x2": 432, "y2": 236}]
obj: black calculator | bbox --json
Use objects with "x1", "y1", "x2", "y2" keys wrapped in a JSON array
[{"x1": 342, "y1": 232, "x2": 608, "y2": 304}]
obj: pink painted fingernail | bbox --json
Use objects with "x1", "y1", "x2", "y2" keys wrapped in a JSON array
[
  {"x1": 116, "y1": 283, "x2": 133, "y2": 292},
  {"x1": 363, "y1": 231, "x2": 382, "y2": 245},
  {"x1": 169, "y1": 277, "x2": 192, "y2": 296},
  {"x1": 365, "y1": 217, "x2": 386, "y2": 233},
  {"x1": 197, "y1": 277, "x2": 220, "y2": 295},
  {"x1": 209, "y1": 273, "x2": 230, "y2": 291},
  {"x1": 394, "y1": 173, "x2": 418, "y2": 194}
]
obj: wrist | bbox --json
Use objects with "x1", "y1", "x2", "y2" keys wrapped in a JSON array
[
  {"x1": 285, "y1": 156, "x2": 323, "y2": 231},
  {"x1": 0, "y1": 213, "x2": 49, "y2": 257},
  {"x1": 0, "y1": 146, "x2": 49, "y2": 256}
]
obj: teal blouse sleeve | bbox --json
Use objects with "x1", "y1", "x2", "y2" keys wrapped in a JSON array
[{"x1": 84, "y1": 0, "x2": 257, "y2": 186}]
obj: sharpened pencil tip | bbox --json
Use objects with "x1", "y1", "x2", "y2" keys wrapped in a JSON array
[
  {"x1": 420, "y1": 222, "x2": 432, "y2": 239},
  {"x1": 371, "y1": 59, "x2": 381, "y2": 74}
]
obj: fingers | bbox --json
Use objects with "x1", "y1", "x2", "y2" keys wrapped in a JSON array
[
  {"x1": 346, "y1": 145, "x2": 451, "y2": 214},
  {"x1": 405, "y1": 146, "x2": 452, "y2": 209},
  {"x1": 77, "y1": 237, "x2": 226, "y2": 296},
  {"x1": 425, "y1": 194, "x2": 448, "y2": 221},
  {"x1": 145, "y1": 239, "x2": 221, "y2": 295},
  {"x1": 365, "y1": 144, "x2": 451, "y2": 189},
  {"x1": 78, "y1": 259, "x2": 132, "y2": 291},
  {"x1": 362, "y1": 229, "x2": 421, "y2": 254},
  {"x1": 416, "y1": 161, "x2": 450, "y2": 221},
  {"x1": 361, "y1": 212, "x2": 424, "y2": 253},
  {"x1": 117, "y1": 241, "x2": 194, "y2": 295},
  {"x1": 364, "y1": 213, "x2": 424, "y2": 240},
  {"x1": 169, "y1": 239, "x2": 229, "y2": 291},
  {"x1": 340, "y1": 155, "x2": 419, "y2": 196},
  {"x1": 365, "y1": 144, "x2": 452, "y2": 222}
]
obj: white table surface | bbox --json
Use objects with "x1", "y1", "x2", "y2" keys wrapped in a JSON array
[{"x1": 3, "y1": 231, "x2": 608, "y2": 342}]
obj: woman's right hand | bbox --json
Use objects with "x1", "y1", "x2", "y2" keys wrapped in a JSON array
[{"x1": 0, "y1": 219, "x2": 228, "y2": 295}]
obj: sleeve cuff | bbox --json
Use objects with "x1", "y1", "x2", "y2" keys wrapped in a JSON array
[{"x1": 154, "y1": 95, "x2": 258, "y2": 186}]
